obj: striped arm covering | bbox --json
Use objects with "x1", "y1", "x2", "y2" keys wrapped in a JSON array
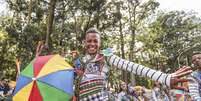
[
  {"x1": 188, "y1": 75, "x2": 201, "y2": 101},
  {"x1": 107, "y1": 55, "x2": 172, "y2": 87}
]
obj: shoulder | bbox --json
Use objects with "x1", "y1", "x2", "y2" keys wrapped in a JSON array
[
  {"x1": 191, "y1": 71, "x2": 201, "y2": 78},
  {"x1": 189, "y1": 71, "x2": 201, "y2": 82},
  {"x1": 100, "y1": 48, "x2": 115, "y2": 57},
  {"x1": 100, "y1": 48, "x2": 116, "y2": 61}
]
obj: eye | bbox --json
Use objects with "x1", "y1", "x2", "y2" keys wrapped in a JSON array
[
  {"x1": 87, "y1": 40, "x2": 92, "y2": 43},
  {"x1": 93, "y1": 40, "x2": 98, "y2": 43}
]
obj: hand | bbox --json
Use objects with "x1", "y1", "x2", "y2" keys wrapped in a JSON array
[
  {"x1": 170, "y1": 66, "x2": 192, "y2": 89},
  {"x1": 15, "y1": 58, "x2": 21, "y2": 79},
  {"x1": 70, "y1": 51, "x2": 79, "y2": 58},
  {"x1": 75, "y1": 68, "x2": 84, "y2": 76},
  {"x1": 35, "y1": 41, "x2": 44, "y2": 57},
  {"x1": 15, "y1": 58, "x2": 21, "y2": 68}
]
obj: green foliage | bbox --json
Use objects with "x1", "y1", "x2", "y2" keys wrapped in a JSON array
[
  {"x1": 0, "y1": 18, "x2": 17, "y2": 80},
  {"x1": 147, "y1": 11, "x2": 201, "y2": 71}
]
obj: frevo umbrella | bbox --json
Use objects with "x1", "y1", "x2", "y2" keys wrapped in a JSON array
[{"x1": 13, "y1": 54, "x2": 74, "y2": 101}]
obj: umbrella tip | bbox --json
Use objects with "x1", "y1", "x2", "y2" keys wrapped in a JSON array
[{"x1": 32, "y1": 77, "x2": 37, "y2": 81}]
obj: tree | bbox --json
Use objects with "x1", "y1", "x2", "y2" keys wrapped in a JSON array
[
  {"x1": 147, "y1": 11, "x2": 201, "y2": 71},
  {"x1": 126, "y1": 0, "x2": 159, "y2": 85}
]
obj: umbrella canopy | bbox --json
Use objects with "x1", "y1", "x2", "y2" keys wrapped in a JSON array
[{"x1": 13, "y1": 54, "x2": 74, "y2": 101}]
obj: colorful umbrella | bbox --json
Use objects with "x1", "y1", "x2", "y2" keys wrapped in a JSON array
[{"x1": 13, "y1": 54, "x2": 74, "y2": 101}]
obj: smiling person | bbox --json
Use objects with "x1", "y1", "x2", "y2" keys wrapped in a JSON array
[
  {"x1": 74, "y1": 27, "x2": 192, "y2": 101},
  {"x1": 188, "y1": 52, "x2": 201, "y2": 101}
]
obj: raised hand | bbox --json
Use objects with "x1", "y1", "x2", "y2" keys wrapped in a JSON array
[
  {"x1": 170, "y1": 66, "x2": 192, "y2": 89},
  {"x1": 35, "y1": 41, "x2": 44, "y2": 57}
]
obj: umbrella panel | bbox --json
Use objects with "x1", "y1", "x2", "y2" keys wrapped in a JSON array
[
  {"x1": 38, "y1": 70, "x2": 74, "y2": 95},
  {"x1": 37, "y1": 81, "x2": 72, "y2": 101}
]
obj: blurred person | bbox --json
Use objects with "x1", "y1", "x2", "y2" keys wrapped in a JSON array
[
  {"x1": 2, "y1": 79, "x2": 10, "y2": 96},
  {"x1": 0, "y1": 80, "x2": 4, "y2": 97},
  {"x1": 117, "y1": 82, "x2": 132, "y2": 101},
  {"x1": 188, "y1": 52, "x2": 201, "y2": 101},
  {"x1": 152, "y1": 82, "x2": 161, "y2": 101}
]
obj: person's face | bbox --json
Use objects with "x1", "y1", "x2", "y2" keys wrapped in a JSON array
[
  {"x1": 84, "y1": 33, "x2": 100, "y2": 55},
  {"x1": 120, "y1": 83, "x2": 127, "y2": 91},
  {"x1": 192, "y1": 54, "x2": 201, "y2": 69}
]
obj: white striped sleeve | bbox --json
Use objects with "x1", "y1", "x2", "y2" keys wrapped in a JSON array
[
  {"x1": 107, "y1": 55, "x2": 172, "y2": 87},
  {"x1": 188, "y1": 76, "x2": 201, "y2": 101}
]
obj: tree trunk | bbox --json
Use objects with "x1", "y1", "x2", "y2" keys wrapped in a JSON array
[
  {"x1": 74, "y1": 14, "x2": 78, "y2": 49},
  {"x1": 119, "y1": 17, "x2": 128, "y2": 83},
  {"x1": 28, "y1": 0, "x2": 33, "y2": 23},
  {"x1": 129, "y1": 6, "x2": 136, "y2": 62},
  {"x1": 46, "y1": 0, "x2": 57, "y2": 49},
  {"x1": 128, "y1": 0, "x2": 137, "y2": 86},
  {"x1": 61, "y1": 0, "x2": 65, "y2": 33},
  {"x1": 119, "y1": 20, "x2": 125, "y2": 59}
]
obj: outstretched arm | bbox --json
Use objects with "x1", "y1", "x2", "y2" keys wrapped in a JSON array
[
  {"x1": 107, "y1": 54, "x2": 192, "y2": 88},
  {"x1": 107, "y1": 55, "x2": 171, "y2": 87}
]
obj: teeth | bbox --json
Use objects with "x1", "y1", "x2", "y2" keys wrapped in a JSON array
[{"x1": 89, "y1": 46, "x2": 95, "y2": 49}]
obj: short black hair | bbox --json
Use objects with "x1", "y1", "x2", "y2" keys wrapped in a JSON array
[
  {"x1": 86, "y1": 27, "x2": 100, "y2": 36},
  {"x1": 192, "y1": 51, "x2": 201, "y2": 56}
]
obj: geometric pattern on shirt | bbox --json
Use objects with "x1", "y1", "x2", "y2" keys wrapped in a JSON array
[
  {"x1": 79, "y1": 78, "x2": 104, "y2": 99},
  {"x1": 80, "y1": 91, "x2": 109, "y2": 101}
]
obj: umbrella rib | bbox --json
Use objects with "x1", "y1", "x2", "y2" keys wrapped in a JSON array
[
  {"x1": 37, "y1": 69, "x2": 74, "y2": 78},
  {"x1": 37, "y1": 79, "x2": 73, "y2": 96}
]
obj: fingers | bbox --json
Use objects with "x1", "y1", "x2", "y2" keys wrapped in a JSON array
[
  {"x1": 171, "y1": 66, "x2": 192, "y2": 78},
  {"x1": 36, "y1": 41, "x2": 44, "y2": 57},
  {"x1": 75, "y1": 69, "x2": 84, "y2": 76},
  {"x1": 172, "y1": 86, "x2": 188, "y2": 91},
  {"x1": 180, "y1": 66, "x2": 192, "y2": 72},
  {"x1": 37, "y1": 41, "x2": 44, "y2": 49},
  {"x1": 70, "y1": 51, "x2": 79, "y2": 57},
  {"x1": 173, "y1": 66, "x2": 191, "y2": 75},
  {"x1": 175, "y1": 78, "x2": 189, "y2": 83},
  {"x1": 173, "y1": 69, "x2": 192, "y2": 78},
  {"x1": 171, "y1": 78, "x2": 188, "y2": 86},
  {"x1": 174, "y1": 66, "x2": 186, "y2": 73},
  {"x1": 15, "y1": 58, "x2": 20, "y2": 65}
]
